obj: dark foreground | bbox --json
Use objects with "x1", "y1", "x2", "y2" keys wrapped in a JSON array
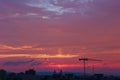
[{"x1": 0, "y1": 69, "x2": 119, "y2": 80}]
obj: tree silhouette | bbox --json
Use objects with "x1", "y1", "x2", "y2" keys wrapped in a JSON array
[
  {"x1": 0, "y1": 69, "x2": 7, "y2": 80},
  {"x1": 25, "y1": 69, "x2": 36, "y2": 75}
]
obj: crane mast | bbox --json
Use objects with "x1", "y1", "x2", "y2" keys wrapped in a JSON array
[{"x1": 79, "y1": 58, "x2": 102, "y2": 80}]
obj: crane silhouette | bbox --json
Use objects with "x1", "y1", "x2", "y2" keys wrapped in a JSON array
[{"x1": 79, "y1": 58, "x2": 102, "y2": 80}]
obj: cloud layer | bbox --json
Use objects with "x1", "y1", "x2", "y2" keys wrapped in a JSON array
[
  {"x1": 0, "y1": 0, "x2": 120, "y2": 74},
  {"x1": 1, "y1": 0, "x2": 120, "y2": 19}
]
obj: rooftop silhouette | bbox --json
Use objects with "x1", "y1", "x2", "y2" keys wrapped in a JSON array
[{"x1": 0, "y1": 69, "x2": 119, "y2": 80}]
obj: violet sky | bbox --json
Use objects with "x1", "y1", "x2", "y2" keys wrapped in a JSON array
[{"x1": 0, "y1": 0, "x2": 120, "y2": 75}]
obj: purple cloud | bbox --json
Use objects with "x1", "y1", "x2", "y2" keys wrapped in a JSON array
[{"x1": 3, "y1": 59, "x2": 41, "y2": 66}]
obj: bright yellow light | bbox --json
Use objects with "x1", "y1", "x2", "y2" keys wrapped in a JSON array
[{"x1": 0, "y1": 54, "x2": 79, "y2": 59}]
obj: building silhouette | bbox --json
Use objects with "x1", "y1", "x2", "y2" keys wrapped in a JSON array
[{"x1": 0, "y1": 69, "x2": 119, "y2": 80}]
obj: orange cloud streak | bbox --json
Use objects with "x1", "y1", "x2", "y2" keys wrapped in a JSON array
[{"x1": 0, "y1": 54, "x2": 79, "y2": 59}]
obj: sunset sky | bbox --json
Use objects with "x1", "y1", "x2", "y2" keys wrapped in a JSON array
[{"x1": 0, "y1": 0, "x2": 120, "y2": 75}]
